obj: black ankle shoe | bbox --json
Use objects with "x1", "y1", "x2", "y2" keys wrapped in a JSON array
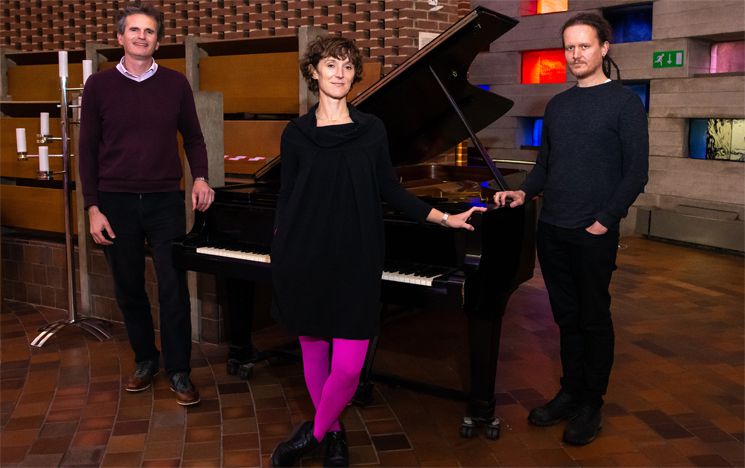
[
  {"x1": 528, "y1": 389, "x2": 580, "y2": 426},
  {"x1": 324, "y1": 429, "x2": 349, "y2": 467},
  {"x1": 271, "y1": 421, "x2": 320, "y2": 467},
  {"x1": 563, "y1": 404, "x2": 602, "y2": 445}
]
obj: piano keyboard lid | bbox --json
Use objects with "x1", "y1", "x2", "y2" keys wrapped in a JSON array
[{"x1": 351, "y1": 7, "x2": 517, "y2": 170}]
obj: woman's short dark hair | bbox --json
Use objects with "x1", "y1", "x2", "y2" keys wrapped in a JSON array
[
  {"x1": 300, "y1": 36, "x2": 364, "y2": 94},
  {"x1": 116, "y1": 2, "x2": 164, "y2": 41}
]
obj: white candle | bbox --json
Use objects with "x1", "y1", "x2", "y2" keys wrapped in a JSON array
[
  {"x1": 40, "y1": 112, "x2": 50, "y2": 135},
  {"x1": 58, "y1": 51, "x2": 68, "y2": 78},
  {"x1": 82, "y1": 59, "x2": 93, "y2": 84},
  {"x1": 15, "y1": 128, "x2": 27, "y2": 153},
  {"x1": 38, "y1": 146, "x2": 50, "y2": 172}
]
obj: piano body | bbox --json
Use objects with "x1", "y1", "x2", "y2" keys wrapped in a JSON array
[{"x1": 174, "y1": 6, "x2": 537, "y2": 438}]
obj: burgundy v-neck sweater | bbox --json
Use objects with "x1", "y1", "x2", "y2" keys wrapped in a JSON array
[{"x1": 78, "y1": 66, "x2": 208, "y2": 209}]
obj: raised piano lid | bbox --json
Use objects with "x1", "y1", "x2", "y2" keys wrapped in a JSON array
[{"x1": 351, "y1": 6, "x2": 517, "y2": 168}]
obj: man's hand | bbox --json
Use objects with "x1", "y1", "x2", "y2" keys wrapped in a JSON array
[
  {"x1": 192, "y1": 179, "x2": 214, "y2": 212},
  {"x1": 88, "y1": 206, "x2": 115, "y2": 245},
  {"x1": 585, "y1": 220, "x2": 608, "y2": 235},
  {"x1": 493, "y1": 190, "x2": 526, "y2": 208}
]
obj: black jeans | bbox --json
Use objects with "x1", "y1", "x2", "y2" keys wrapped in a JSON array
[
  {"x1": 536, "y1": 221, "x2": 619, "y2": 406},
  {"x1": 99, "y1": 191, "x2": 191, "y2": 376}
]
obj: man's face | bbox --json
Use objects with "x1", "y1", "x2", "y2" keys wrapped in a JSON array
[
  {"x1": 563, "y1": 24, "x2": 609, "y2": 82},
  {"x1": 117, "y1": 13, "x2": 159, "y2": 60}
]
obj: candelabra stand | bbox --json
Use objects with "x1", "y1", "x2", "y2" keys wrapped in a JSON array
[{"x1": 23, "y1": 73, "x2": 111, "y2": 347}]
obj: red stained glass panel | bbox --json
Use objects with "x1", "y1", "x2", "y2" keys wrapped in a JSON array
[{"x1": 521, "y1": 49, "x2": 566, "y2": 84}]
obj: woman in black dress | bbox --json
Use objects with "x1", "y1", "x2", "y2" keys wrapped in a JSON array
[{"x1": 270, "y1": 36, "x2": 485, "y2": 467}]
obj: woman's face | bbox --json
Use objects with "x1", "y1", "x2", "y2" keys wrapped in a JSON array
[{"x1": 312, "y1": 56, "x2": 355, "y2": 100}]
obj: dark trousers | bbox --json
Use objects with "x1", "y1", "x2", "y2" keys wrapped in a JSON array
[
  {"x1": 99, "y1": 191, "x2": 191, "y2": 375},
  {"x1": 536, "y1": 221, "x2": 619, "y2": 406}
]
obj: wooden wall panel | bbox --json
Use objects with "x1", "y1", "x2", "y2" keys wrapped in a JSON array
[
  {"x1": 223, "y1": 120, "x2": 286, "y2": 175},
  {"x1": 0, "y1": 185, "x2": 77, "y2": 233},
  {"x1": 199, "y1": 52, "x2": 299, "y2": 114},
  {"x1": 7, "y1": 63, "x2": 86, "y2": 101}
]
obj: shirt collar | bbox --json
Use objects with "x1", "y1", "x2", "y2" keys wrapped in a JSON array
[{"x1": 116, "y1": 57, "x2": 158, "y2": 82}]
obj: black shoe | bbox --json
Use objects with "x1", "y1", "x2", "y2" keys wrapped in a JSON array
[
  {"x1": 563, "y1": 404, "x2": 602, "y2": 445},
  {"x1": 324, "y1": 429, "x2": 349, "y2": 467},
  {"x1": 271, "y1": 421, "x2": 320, "y2": 467},
  {"x1": 528, "y1": 389, "x2": 580, "y2": 426},
  {"x1": 125, "y1": 359, "x2": 159, "y2": 392},
  {"x1": 169, "y1": 372, "x2": 200, "y2": 406}
]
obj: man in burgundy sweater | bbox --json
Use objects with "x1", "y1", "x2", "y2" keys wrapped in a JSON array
[{"x1": 78, "y1": 3, "x2": 214, "y2": 406}]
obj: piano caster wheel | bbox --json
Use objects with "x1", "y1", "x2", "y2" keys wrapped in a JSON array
[
  {"x1": 459, "y1": 417, "x2": 476, "y2": 438},
  {"x1": 226, "y1": 358, "x2": 240, "y2": 376},
  {"x1": 238, "y1": 362, "x2": 255, "y2": 380},
  {"x1": 485, "y1": 419, "x2": 501, "y2": 440},
  {"x1": 459, "y1": 417, "x2": 500, "y2": 439},
  {"x1": 227, "y1": 359, "x2": 255, "y2": 380}
]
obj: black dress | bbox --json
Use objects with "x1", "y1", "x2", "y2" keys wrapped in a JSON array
[{"x1": 270, "y1": 104, "x2": 432, "y2": 339}]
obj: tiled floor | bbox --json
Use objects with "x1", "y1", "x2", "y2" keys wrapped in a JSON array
[{"x1": 1, "y1": 237, "x2": 743, "y2": 467}]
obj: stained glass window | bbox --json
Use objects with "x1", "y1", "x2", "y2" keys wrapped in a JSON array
[
  {"x1": 521, "y1": 49, "x2": 566, "y2": 84},
  {"x1": 518, "y1": 118, "x2": 544, "y2": 148},
  {"x1": 710, "y1": 41, "x2": 745, "y2": 73},
  {"x1": 689, "y1": 118, "x2": 745, "y2": 162},
  {"x1": 604, "y1": 3, "x2": 653, "y2": 43}
]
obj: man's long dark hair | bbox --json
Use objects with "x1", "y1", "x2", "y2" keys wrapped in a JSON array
[{"x1": 561, "y1": 13, "x2": 621, "y2": 80}]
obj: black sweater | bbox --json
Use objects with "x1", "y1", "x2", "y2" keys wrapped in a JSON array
[
  {"x1": 270, "y1": 104, "x2": 432, "y2": 339},
  {"x1": 520, "y1": 81, "x2": 649, "y2": 230}
]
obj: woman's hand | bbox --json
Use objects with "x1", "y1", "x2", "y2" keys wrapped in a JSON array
[
  {"x1": 443, "y1": 206, "x2": 487, "y2": 231},
  {"x1": 493, "y1": 190, "x2": 526, "y2": 208}
]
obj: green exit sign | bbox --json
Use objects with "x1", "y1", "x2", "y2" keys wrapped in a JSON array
[{"x1": 653, "y1": 50, "x2": 684, "y2": 68}]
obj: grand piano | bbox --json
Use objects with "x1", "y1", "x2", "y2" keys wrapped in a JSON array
[{"x1": 174, "y1": 6, "x2": 537, "y2": 439}]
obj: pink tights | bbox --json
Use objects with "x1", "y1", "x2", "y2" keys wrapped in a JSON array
[{"x1": 298, "y1": 336, "x2": 369, "y2": 441}]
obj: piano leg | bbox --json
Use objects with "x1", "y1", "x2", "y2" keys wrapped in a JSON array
[
  {"x1": 352, "y1": 336, "x2": 379, "y2": 406},
  {"x1": 462, "y1": 304, "x2": 507, "y2": 440},
  {"x1": 222, "y1": 278, "x2": 258, "y2": 379}
]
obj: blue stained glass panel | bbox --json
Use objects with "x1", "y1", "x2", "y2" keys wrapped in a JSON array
[
  {"x1": 532, "y1": 118, "x2": 543, "y2": 147},
  {"x1": 605, "y1": 3, "x2": 653, "y2": 44},
  {"x1": 689, "y1": 119, "x2": 709, "y2": 159}
]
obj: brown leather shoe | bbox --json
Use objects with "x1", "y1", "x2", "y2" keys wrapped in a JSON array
[
  {"x1": 125, "y1": 359, "x2": 159, "y2": 392},
  {"x1": 169, "y1": 372, "x2": 200, "y2": 406}
]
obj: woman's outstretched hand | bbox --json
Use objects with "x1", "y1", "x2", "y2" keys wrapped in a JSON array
[{"x1": 443, "y1": 206, "x2": 487, "y2": 231}]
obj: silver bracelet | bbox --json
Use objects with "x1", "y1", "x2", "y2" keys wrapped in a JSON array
[
  {"x1": 194, "y1": 176, "x2": 208, "y2": 183},
  {"x1": 440, "y1": 212, "x2": 449, "y2": 226}
]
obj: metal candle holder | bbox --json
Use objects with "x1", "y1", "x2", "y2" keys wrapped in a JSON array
[{"x1": 25, "y1": 71, "x2": 111, "y2": 347}]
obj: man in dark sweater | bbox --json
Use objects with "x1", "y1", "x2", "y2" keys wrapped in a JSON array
[
  {"x1": 494, "y1": 13, "x2": 648, "y2": 445},
  {"x1": 78, "y1": 3, "x2": 214, "y2": 406}
]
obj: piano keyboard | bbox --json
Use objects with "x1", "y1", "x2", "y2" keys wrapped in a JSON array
[
  {"x1": 196, "y1": 246, "x2": 270, "y2": 263},
  {"x1": 194, "y1": 247, "x2": 451, "y2": 287}
]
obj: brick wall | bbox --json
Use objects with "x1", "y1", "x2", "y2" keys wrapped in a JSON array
[{"x1": 3, "y1": 0, "x2": 471, "y2": 73}]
